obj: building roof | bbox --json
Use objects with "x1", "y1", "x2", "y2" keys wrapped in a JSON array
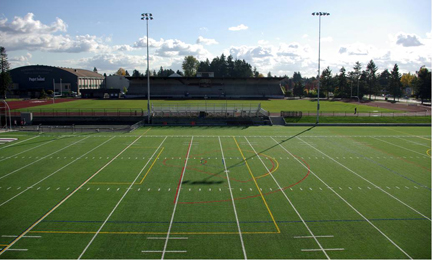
[{"x1": 58, "y1": 67, "x2": 104, "y2": 78}]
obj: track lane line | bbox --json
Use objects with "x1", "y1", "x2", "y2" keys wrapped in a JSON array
[
  {"x1": 218, "y1": 137, "x2": 247, "y2": 259},
  {"x1": 272, "y1": 137, "x2": 413, "y2": 259},
  {"x1": 78, "y1": 137, "x2": 167, "y2": 259},
  {"x1": 245, "y1": 137, "x2": 329, "y2": 259}
]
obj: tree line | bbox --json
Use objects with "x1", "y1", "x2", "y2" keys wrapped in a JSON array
[{"x1": 280, "y1": 60, "x2": 431, "y2": 104}]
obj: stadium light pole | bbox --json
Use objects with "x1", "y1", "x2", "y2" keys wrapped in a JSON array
[
  {"x1": 312, "y1": 12, "x2": 330, "y2": 124},
  {"x1": 141, "y1": 13, "x2": 153, "y2": 123}
]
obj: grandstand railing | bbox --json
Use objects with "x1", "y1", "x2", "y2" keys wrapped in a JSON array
[
  {"x1": 151, "y1": 103, "x2": 269, "y2": 118},
  {"x1": 9, "y1": 108, "x2": 145, "y2": 117}
]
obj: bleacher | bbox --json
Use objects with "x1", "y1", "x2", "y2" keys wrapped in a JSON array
[{"x1": 126, "y1": 77, "x2": 284, "y2": 99}]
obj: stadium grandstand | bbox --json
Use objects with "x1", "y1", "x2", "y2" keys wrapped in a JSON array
[{"x1": 126, "y1": 76, "x2": 285, "y2": 99}]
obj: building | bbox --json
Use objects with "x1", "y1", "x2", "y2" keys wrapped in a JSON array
[
  {"x1": 9, "y1": 65, "x2": 105, "y2": 98},
  {"x1": 106, "y1": 75, "x2": 129, "y2": 92},
  {"x1": 126, "y1": 77, "x2": 284, "y2": 99}
]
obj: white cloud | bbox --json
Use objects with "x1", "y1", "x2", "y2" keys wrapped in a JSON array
[
  {"x1": 228, "y1": 24, "x2": 248, "y2": 31},
  {"x1": 258, "y1": 40, "x2": 270, "y2": 45},
  {"x1": 395, "y1": 32, "x2": 423, "y2": 47},
  {"x1": 0, "y1": 13, "x2": 109, "y2": 53},
  {"x1": 199, "y1": 27, "x2": 209, "y2": 31},
  {"x1": 302, "y1": 34, "x2": 309, "y2": 38},
  {"x1": 196, "y1": 36, "x2": 218, "y2": 45}
]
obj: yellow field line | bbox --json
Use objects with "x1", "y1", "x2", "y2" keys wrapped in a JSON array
[
  {"x1": 137, "y1": 147, "x2": 164, "y2": 184},
  {"x1": 0, "y1": 244, "x2": 8, "y2": 247},
  {"x1": 87, "y1": 147, "x2": 164, "y2": 185},
  {"x1": 233, "y1": 137, "x2": 280, "y2": 234},
  {"x1": 29, "y1": 230, "x2": 278, "y2": 235},
  {"x1": 427, "y1": 149, "x2": 431, "y2": 157},
  {"x1": 142, "y1": 128, "x2": 152, "y2": 135},
  {"x1": 385, "y1": 127, "x2": 431, "y2": 141},
  {"x1": 255, "y1": 155, "x2": 279, "y2": 180}
]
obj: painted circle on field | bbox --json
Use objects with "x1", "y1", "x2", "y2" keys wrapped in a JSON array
[
  {"x1": 427, "y1": 149, "x2": 431, "y2": 157},
  {"x1": 163, "y1": 149, "x2": 310, "y2": 204}
]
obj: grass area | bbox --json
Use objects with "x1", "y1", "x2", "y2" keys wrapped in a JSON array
[
  {"x1": 0, "y1": 126, "x2": 430, "y2": 259},
  {"x1": 15, "y1": 99, "x2": 401, "y2": 113},
  {"x1": 285, "y1": 116, "x2": 432, "y2": 124}
]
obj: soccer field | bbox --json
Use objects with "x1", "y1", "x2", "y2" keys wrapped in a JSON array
[{"x1": 0, "y1": 126, "x2": 430, "y2": 259}]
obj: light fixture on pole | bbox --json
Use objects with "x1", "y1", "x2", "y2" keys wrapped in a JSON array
[
  {"x1": 141, "y1": 13, "x2": 153, "y2": 123},
  {"x1": 311, "y1": 12, "x2": 330, "y2": 124}
]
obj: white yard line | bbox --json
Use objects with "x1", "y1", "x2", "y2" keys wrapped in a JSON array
[
  {"x1": 302, "y1": 248, "x2": 344, "y2": 252},
  {"x1": 0, "y1": 135, "x2": 39, "y2": 150},
  {"x1": 0, "y1": 138, "x2": 58, "y2": 163},
  {"x1": 294, "y1": 235, "x2": 334, "y2": 238},
  {"x1": 218, "y1": 137, "x2": 247, "y2": 259},
  {"x1": 272, "y1": 137, "x2": 413, "y2": 259},
  {"x1": 161, "y1": 137, "x2": 193, "y2": 260},
  {"x1": 394, "y1": 136, "x2": 431, "y2": 148},
  {"x1": 77, "y1": 137, "x2": 167, "y2": 260},
  {"x1": 143, "y1": 250, "x2": 187, "y2": 253},
  {"x1": 372, "y1": 137, "x2": 430, "y2": 157},
  {"x1": 0, "y1": 137, "x2": 116, "y2": 207},
  {"x1": 0, "y1": 136, "x2": 90, "y2": 181},
  {"x1": 0, "y1": 134, "x2": 147, "y2": 256},
  {"x1": 297, "y1": 137, "x2": 430, "y2": 221},
  {"x1": 147, "y1": 237, "x2": 188, "y2": 240},
  {"x1": 244, "y1": 137, "x2": 330, "y2": 260}
]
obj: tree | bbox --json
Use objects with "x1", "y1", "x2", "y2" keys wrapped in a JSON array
[
  {"x1": 378, "y1": 69, "x2": 390, "y2": 95},
  {"x1": 267, "y1": 72, "x2": 272, "y2": 78},
  {"x1": 93, "y1": 67, "x2": 98, "y2": 73},
  {"x1": 0, "y1": 46, "x2": 12, "y2": 99},
  {"x1": 366, "y1": 59, "x2": 378, "y2": 100},
  {"x1": 293, "y1": 81, "x2": 304, "y2": 98},
  {"x1": 176, "y1": 70, "x2": 184, "y2": 76},
  {"x1": 132, "y1": 69, "x2": 141, "y2": 77},
  {"x1": 416, "y1": 66, "x2": 431, "y2": 104},
  {"x1": 253, "y1": 67, "x2": 259, "y2": 78},
  {"x1": 115, "y1": 68, "x2": 126, "y2": 76},
  {"x1": 320, "y1": 67, "x2": 333, "y2": 99},
  {"x1": 125, "y1": 70, "x2": 130, "y2": 76},
  {"x1": 352, "y1": 61, "x2": 362, "y2": 99},
  {"x1": 182, "y1": 56, "x2": 199, "y2": 77},
  {"x1": 337, "y1": 67, "x2": 348, "y2": 98},
  {"x1": 389, "y1": 64, "x2": 402, "y2": 102},
  {"x1": 400, "y1": 72, "x2": 416, "y2": 96},
  {"x1": 293, "y1": 72, "x2": 302, "y2": 83}
]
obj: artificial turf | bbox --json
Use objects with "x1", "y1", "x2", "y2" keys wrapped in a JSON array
[{"x1": 0, "y1": 126, "x2": 430, "y2": 259}]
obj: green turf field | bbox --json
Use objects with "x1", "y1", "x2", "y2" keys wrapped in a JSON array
[
  {"x1": 0, "y1": 126, "x2": 430, "y2": 259},
  {"x1": 16, "y1": 99, "x2": 400, "y2": 113}
]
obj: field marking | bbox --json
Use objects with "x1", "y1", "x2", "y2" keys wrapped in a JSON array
[
  {"x1": 0, "y1": 136, "x2": 90, "y2": 181},
  {"x1": 30, "y1": 230, "x2": 279, "y2": 235},
  {"x1": 1, "y1": 235, "x2": 41, "y2": 238},
  {"x1": 4, "y1": 248, "x2": 28, "y2": 252},
  {"x1": 0, "y1": 135, "x2": 39, "y2": 150},
  {"x1": 147, "y1": 237, "x2": 188, "y2": 240},
  {"x1": 302, "y1": 248, "x2": 344, "y2": 252},
  {"x1": 427, "y1": 149, "x2": 431, "y2": 157},
  {"x1": 233, "y1": 137, "x2": 280, "y2": 234},
  {"x1": 394, "y1": 136, "x2": 431, "y2": 148},
  {"x1": 143, "y1": 250, "x2": 187, "y2": 253},
  {"x1": 161, "y1": 137, "x2": 193, "y2": 260},
  {"x1": 218, "y1": 137, "x2": 247, "y2": 259},
  {"x1": 294, "y1": 235, "x2": 334, "y2": 238},
  {"x1": 245, "y1": 137, "x2": 329, "y2": 260},
  {"x1": 385, "y1": 128, "x2": 431, "y2": 141},
  {"x1": 87, "y1": 147, "x2": 165, "y2": 185},
  {"x1": 372, "y1": 137, "x2": 431, "y2": 158},
  {"x1": 0, "y1": 137, "x2": 116, "y2": 207},
  {"x1": 0, "y1": 133, "x2": 149, "y2": 256},
  {"x1": 299, "y1": 137, "x2": 431, "y2": 221},
  {"x1": 273, "y1": 137, "x2": 413, "y2": 259},
  {"x1": 0, "y1": 138, "x2": 58, "y2": 163},
  {"x1": 77, "y1": 137, "x2": 167, "y2": 260}
]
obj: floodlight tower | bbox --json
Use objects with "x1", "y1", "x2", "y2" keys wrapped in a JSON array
[
  {"x1": 312, "y1": 12, "x2": 330, "y2": 124},
  {"x1": 141, "y1": 13, "x2": 153, "y2": 123}
]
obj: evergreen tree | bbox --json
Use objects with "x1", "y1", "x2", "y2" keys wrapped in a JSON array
[
  {"x1": 366, "y1": 60, "x2": 378, "y2": 100},
  {"x1": 337, "y1": 67, "x2": 348, "y2": 98},
  {"x1": 0, "y1": 46, "x2": 12, "y2": 99},
  {"x1": 389, "y1": 64, "x2": 402, "y2": 102},
  {"x1": 378, "y1": 69, "x2": 390, "y2": 96},
  {"x1": 416, "y1": 66, "x2": 431, "y2": 104},
  {"x1": 320, "y1": 67, "x2": 333, "y2": 99},
  {"x1": 132, "y1": 69, "x2": 141, "y2": 77}
]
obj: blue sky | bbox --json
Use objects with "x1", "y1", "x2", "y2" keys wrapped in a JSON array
[{"x1": 1, "y1": 0, "x2": 431, "y2": 76}]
